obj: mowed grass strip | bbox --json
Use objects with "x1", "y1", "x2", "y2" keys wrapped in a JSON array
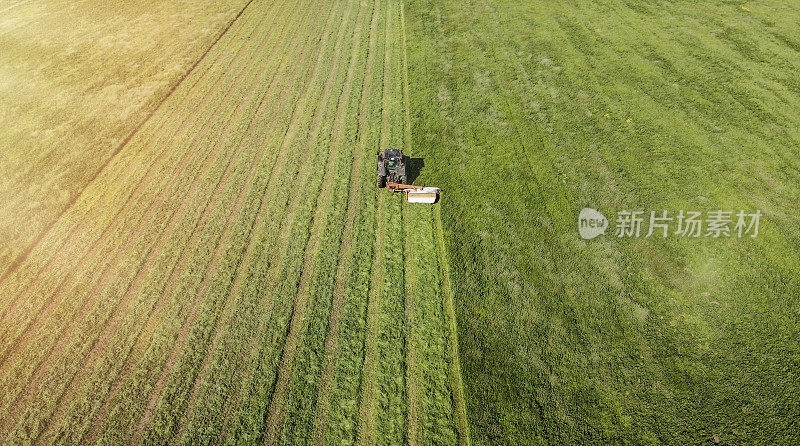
[
  {"x1": 309, "y1": 0, "x2": 383, "y2": 442},
  {"x1": 169, "y1": 0, "x2": 335, "y2": 443},
  {"x1": 222, "y1": 0, "x2": 365, "y2": 442},
  {"x1": 355, "y1": 2, "x2": 396, "y2": 444},
  {"x1": 95, "y1": 2, "x2": 310, "y2": 444},
  {"x1": 370, "y1": 3, "x2": 411, "y2": 443},
  {"x1": 0, "y1": 2, "x2": 291, "y2": 441},
  {"x1": 0, "y1": 0, "x2": 250, "y2": 281},
  {"x1": 274, "y1": 0, "x2": 375, "y2": 443},
  {"x1": 100, "y1": 1, "x2": 346, "y2": 443},
  {"x1": 314, "y1": 3, "x2": 386, "y2": 445},
  {"x1": 0, "y1": 0, "x2": 318, "y2": 442}
]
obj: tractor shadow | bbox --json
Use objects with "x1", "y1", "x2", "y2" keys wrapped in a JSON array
[{"x1": 407, "y1": 157, "x2": 425, "y2": 183}]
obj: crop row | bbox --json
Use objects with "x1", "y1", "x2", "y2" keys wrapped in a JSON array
[
  {"x1": 277, "y1": 0, "x2": 376, "y2": 443},
  {"x1": 101, "y1": 0, "x2": 350, "y2": 444},
  {"x1": 51, "y1": 1, "x2": 321, "y2": 444},
  {"x1": 0, "y1": 3, "x2": 295, "y2": 442}
]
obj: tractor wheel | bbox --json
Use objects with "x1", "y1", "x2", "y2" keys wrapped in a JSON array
[{"x1": 377, "y1": 176, "x2": 386, "y2": 188}]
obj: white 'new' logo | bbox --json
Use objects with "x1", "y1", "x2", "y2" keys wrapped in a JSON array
[{"x1": 578, "y1": 208, "x2": 607, "y2": 239}]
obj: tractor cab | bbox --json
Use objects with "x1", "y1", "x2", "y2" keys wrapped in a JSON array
[{"x1": 377, "y1": 148, "x2": 407, "y2": 187}]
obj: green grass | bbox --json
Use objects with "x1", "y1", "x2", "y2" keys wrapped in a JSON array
[
  {"x1": 406, "y1": 0, "x2": 800, "y2": 443},
  {"x1": 5, "y1": 0, "x2": 796, "y2": 444}
]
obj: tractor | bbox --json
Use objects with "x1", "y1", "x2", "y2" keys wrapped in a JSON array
[
  {"x1": 376, "y1": 148, "x2": 441, "y2": 204},
  {"x1": 376, "y1": 148, "x2": 407, "y2": 188}
]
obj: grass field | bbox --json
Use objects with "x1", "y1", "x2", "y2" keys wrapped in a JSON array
[
  {"x1": 0, "y1": 0, "x2": 251, "y2": 279},
  {"x1": 406, "y1": 0, "x2": 800, "y2": 444},
  {"x1": 2, "y1": 0, "x2": 799, "y2": 444},
  {"x1": 0, "y1": 0, "x2": 466, "y2": 444}
]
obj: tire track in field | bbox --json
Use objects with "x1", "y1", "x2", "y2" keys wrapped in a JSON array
[
  {"x1": 0, "y1": 0, "x2": 258, "y2": 287},
  {"x1": 0, "y1": 4, "x2": 261, "y2": 349},
  {"x1": 261, "y1": 0, "x2": 370, "y2": 441},
  {"x1": 0, "y1": 1, "x2": 270, "y2": 418},
  {"x1": 434, "y1": 205, "x2": 471, "y2": 446},
  {"x1": 33, "y1": 3, "x2": 296, "y2": 443},
  {"x1": 400, "y1": 4, "x2": 423, "y2": 444},
  {"x1": 310, "y1": 1, "x2": 380, "y2": 442},
  {"x1": 356, "y1": 3, "x2": 393, "y2": 444},
  {"x1": 0, "y1": 16, "x2": 278, "y2": 437},
  {"x1": 190, "y1": 0, "x2": 351, "y2": 439},
  {"x1": 170, "y1": 0, "x2": 328, "y2": 440}
]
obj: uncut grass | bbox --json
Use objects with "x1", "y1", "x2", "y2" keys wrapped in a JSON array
[
  {"x1": 406, "y1": 0, "x2": 800, "y2": 443},
  {"x1": 0, "y1": 0, "x2": 248, "y2": 279}
]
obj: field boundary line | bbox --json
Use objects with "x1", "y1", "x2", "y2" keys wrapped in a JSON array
[
  {"x1": 355, "y1": 2, "x2": 393, "y2": 444},
  {"x1": 0, "y1": 0, "x2": 258, "y2": 288},
  {"x1": 310, "y1": 0, "x2": 381, "y2": 442},
  {"x1": 261, "y1": 0, "x2": 369, "y2": 442}
]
